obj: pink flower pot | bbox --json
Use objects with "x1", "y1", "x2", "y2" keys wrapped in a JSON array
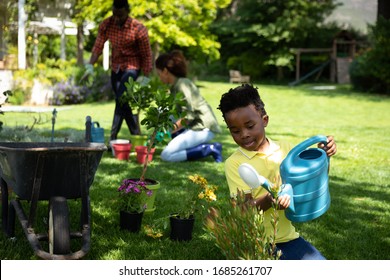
[
  {"x1": 135, "y1": 146, "x2": 156, "y2": 164},
  {"x1": 110, "y1": 139, "x2": 130, "y2": 156},
  {"x1": 112, "y1": 143, "x2": 132, "y2": 160}
]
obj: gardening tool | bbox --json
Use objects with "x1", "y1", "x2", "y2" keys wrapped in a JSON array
[{"x1": 238, "y1": 135, "x2": 331, "y2": 222}]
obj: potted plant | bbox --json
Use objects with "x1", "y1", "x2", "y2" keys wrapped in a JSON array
[
  {"x1": 121, "y1": 76, "x2": 178, "y2": 156},
  {"x1": 170, "y1": 174, "x2": 218, "y2": 241},
  {"x1": 117, "y1": 179, "x2": 153, "y2": 232},
  {"x1": 121, "y1": 76, "x2": 159, "y2": 149},
  {"x1": 120, "y1": 76, "x2": 186, "y2": 212}
]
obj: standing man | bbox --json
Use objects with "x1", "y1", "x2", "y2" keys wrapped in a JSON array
[{"x1": 86, "y1": 0, "x2": 153, "y2": 139}]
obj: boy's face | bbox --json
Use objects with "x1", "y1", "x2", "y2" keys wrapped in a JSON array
[{"x1": 224, "y1": 104, "x2": 269, "y2": 152}]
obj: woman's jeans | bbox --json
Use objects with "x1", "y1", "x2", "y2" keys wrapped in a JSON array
[
  {"x1": 276, "y1": 237, "x2": 326, "y2": 260},
  {"x1": 110, "y1": 69, "x2": 140, "y2": 139},
  {"x1": 160, "y1": 129, "x2": 214, "y2": 162}
]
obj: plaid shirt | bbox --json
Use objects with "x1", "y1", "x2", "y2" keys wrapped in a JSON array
[{"x1": 92, "y1": 17, "x2": 152, "y2": 75}]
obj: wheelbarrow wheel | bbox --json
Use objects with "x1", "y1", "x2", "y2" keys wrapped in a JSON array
[{"x1": 48, "y1": 196, "x2": 71, "y2": 255}]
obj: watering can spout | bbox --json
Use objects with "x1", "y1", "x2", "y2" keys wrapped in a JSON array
[{"x1": 238, "y1": 163, "x2": 295, "y2": 212}]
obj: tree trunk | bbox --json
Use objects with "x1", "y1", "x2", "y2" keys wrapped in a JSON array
[
  {"x1": 277, "y1": 66, "x2": 284, "y2": 81},
  {"x1": 77, "y1": 23, "x2": 84, "y2": 66}
]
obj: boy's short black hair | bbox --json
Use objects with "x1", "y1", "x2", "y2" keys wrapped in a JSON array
[
  {"x1": 113, "y1": 0, "x2": 130, "y2": 10},
  {"x1": 218, "y1": 83, "x2": 267, "y2": 118}
]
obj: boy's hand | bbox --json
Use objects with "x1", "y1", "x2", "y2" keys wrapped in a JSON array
[
  {"x1": 277, "y1": 194, "x2": 291, "y2": 210},
  {"x1": 318, "y1": 135, "x2": 337, "y2": 157}
]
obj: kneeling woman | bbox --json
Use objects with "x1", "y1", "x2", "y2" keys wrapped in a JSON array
[{"x1": 155, "y1": 50, "x2": 222, "y2": 162}]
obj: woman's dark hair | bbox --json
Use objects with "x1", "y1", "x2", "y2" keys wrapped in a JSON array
[
  {"x1": 155, "y1": 50, "x2": 187, "y2": 78},
  {"x1": 218, "y1": 84, "x2": 267, "y2": 118}
]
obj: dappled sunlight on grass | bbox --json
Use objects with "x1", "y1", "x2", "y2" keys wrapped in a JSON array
[{"x1": 1, "y1": 82, "x2": 389, "y2": 259}]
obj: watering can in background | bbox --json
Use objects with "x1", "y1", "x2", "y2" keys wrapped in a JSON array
[
  {"x1": 85, "y1": 116, "x2": 105, "y2": 143},
  {"x1": 91, "y1": 122, "x2": 105, "y2": 143},
  {"x1": 238, "y1": 135, "x2": 330, "y2": 223}
]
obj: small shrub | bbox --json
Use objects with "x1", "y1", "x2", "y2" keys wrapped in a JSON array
[
  {"x1": 350, "y1": 17, "x2": 390, "y2": 94},
  {"x1": 204, "y1": 191, "x2": 281, "y2": 260},
  {"x1": 0, "y1": 90, "x2": 11, "y2": 130},
  {"x1": 50, "y1": 79, "x2": 90, "y2": 105},
  {"x1": 83, "y1": 68, "x2": 113, "y2": 102}
]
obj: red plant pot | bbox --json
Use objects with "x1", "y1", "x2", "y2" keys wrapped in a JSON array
[
  {"x1": 135, "y1": 146, "x2": 156, "y2": 164},
  {"x1": 112, "y1": 143, "x2": 132, "y2": 160}
]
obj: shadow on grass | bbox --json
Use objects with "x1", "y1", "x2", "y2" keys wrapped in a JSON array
[
  {"x1": 295, "y1": 175, "x2": 390, "y2": 260},
  {"x1": 84, "y1": 149, "x2": 230, "y2": 260}
]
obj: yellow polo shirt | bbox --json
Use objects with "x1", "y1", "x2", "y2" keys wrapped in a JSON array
[{"x1": 224, "y1": 138, "x2": 299, "y2": 243}]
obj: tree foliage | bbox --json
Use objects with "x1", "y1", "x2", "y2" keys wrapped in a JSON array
[
  {"x1": 350, "y1": 16, "x2": 390, "y2": 94},
  {"x1": 214, "y1": 0, "x2": 339, "y2": 78},
  {"x1": 75, "y1": 0, "x2": 231, "y2": 61}
]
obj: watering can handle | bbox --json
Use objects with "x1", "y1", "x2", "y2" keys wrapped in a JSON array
[
  {"x1": 282, "y1": 135, "x2": 328, "y2": 171},
  {"x1": 297, "y1": 135, "x2": 328, "y2": 150}
]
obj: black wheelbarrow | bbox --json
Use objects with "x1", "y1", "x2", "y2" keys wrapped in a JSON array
[{"x1": 0, "y1": 142, "x2": 106, "y2": 259}]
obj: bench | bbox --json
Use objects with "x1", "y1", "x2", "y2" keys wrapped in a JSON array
[{"x1": 229, "y1": 70, "x2": 250, "y2": 83}]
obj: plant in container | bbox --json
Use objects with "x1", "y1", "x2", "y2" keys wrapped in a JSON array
[
  {"x1": 120, "y1": 76, "x2": 186, "y2": 212},
  {"x1": 122, "y1": 76, "x2": 155, "y2": 135},
  {"x1": 170, "y1": 174, "x2": 218, "y2": 241},
  {"x1": 121, "y1": 76, "x2": 176, "y2": 156},
  {"x1": 121, "y1": 76, "x2": 152, "y2": 152},
  {"x1": 117, "y1": 179, "x2": 153, "y2": 232}
]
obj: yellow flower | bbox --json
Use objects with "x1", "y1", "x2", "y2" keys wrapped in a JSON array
[
  {"x1": 190, "y1": 175, "x2": 218, "y2": 202},
  {"x1": 143, "y1": 225, "x2": 163, "y2": 239},
  {"x1": 207, "y1": 191, "x2": 217, "y2": 202},
  {"x1": 189, "y1": 174, "x2": 208, "y2": 187}
]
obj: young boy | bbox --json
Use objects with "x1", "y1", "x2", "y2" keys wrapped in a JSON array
[{"x1": 217, "y1": 84, "x2": 337, "y2": 260}]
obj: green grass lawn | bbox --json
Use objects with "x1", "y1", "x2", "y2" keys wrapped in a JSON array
[{"x1": 0, "y1": 81, "x2": 389, "y2": 260}]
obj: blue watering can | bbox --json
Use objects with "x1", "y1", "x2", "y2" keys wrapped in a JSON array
[
  {"x1": 238, "y1": 135, "x2": 330, "y2": 223},
  {"x1": 91, "y1": 122, "x2": 105, "y2": 143}
]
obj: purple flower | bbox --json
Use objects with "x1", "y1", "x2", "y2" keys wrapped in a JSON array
[
  {"x1": 117, "y1": 178, "x2": 153, "y2": 213},
  {"x1": 133, "y1": 186, "x2": 141, "y2": 193}
]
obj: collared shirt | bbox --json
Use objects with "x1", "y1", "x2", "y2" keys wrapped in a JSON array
[
  {"x1": 172, "y1": 78, "x2": 221, "y2": 133},
  {"x1": 92, "y1": 16, "x2": 152, "y2": 75},
  {"x1": 225, "y1": 138, "x2": 299, "y2": 243}
]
